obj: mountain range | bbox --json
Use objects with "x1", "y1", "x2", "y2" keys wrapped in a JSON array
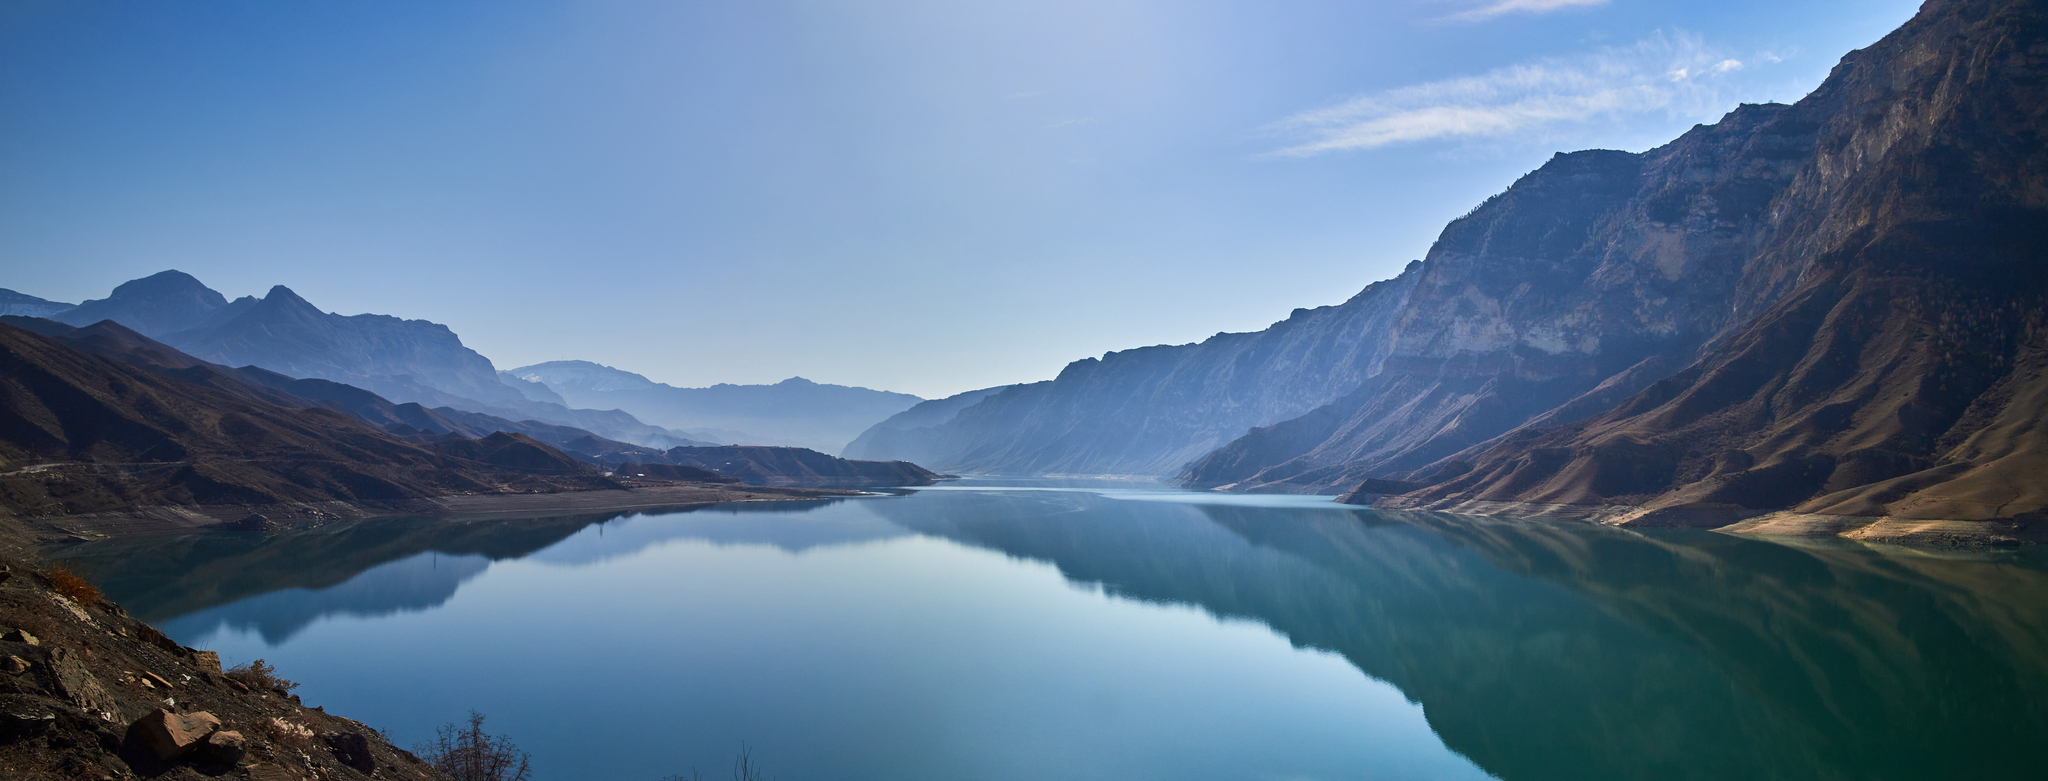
[
  {"x1": 846, "y1": 0, "x2": 2048, "y2": 539},
  {"x1": 0, "y1": 318, "x2": 939, "y2": 525},
  {"x1": 0, "y1": 319, "x2": 616, "y2": 518},
  {"x1": 507, "y1": 360, "x2": 922, "y2": 454},
  {"x1": 6, "y1": 271, "x2": 922, "y2": 453}
]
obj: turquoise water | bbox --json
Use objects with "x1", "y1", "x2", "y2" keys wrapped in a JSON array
[{"x1": 59, "y1": 479, "x2": 2048, "y2": 780}]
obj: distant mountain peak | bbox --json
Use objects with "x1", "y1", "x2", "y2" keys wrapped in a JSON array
[
  {"x1": 109, "y1": 270, "x2": 222, "y2": 303},
  {"x1": 56, "y1": 269, "x2": 231, "y2": 335},
  {"x1": 259, "y1": 284, "x2": 321, "y2": 311}
]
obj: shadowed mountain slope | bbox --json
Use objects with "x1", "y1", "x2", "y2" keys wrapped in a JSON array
[
  {"x1": 0, "y1": 322, "x2": 618, "y2": 518},
  {"x1": 0, "y1": 316, "x2": 667, "y2": 467},
  {"x1": 32, "y1": 273, "x2": 707, "y2": 449},
  {"x1": 1178, "y1": 100, "x2": 1820, "y2": 492},
  {"x1": 1362, "y1": 0, "x2": 2048, "y2": 534}
]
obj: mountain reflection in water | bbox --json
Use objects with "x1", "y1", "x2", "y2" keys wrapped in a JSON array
[{"x1": 54, "y1": 480, "x2": 2048, "y2": 781}]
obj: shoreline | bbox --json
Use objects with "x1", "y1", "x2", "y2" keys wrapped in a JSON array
[
  {"x1": 1367, "y1": 495, "x2": 2045, "y2": 548},
  {"x1": 6, "y1": 482, "x2": 869, "y2": 551}
]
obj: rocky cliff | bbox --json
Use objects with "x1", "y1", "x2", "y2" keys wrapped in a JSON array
[
  {"x1": 1179, "y1": 99, "x2": 1821, "y2": 492},
  {"x1": 1372, "y1": 0, "x2": 2048, "y2": 538},
  {"x1": 844, "y1": 0, "x2": 2048, "y2": 544}
]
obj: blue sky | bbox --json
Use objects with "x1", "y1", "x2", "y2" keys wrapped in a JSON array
[{"x1": 2, "y1": 0, "x2": 1922, "y2": 398}]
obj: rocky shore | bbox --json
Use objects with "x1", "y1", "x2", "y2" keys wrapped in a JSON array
[
  {"x1": 1363, "y1": 494, "x2": 2045, "y2": 547},
  {"x1": 0, "y1": 557, "x2": 442, "y2": 781}
]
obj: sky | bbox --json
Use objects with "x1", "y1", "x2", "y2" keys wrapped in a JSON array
[{"x1": 2, "y1": 0, "x2": 1923, "y2": 399}]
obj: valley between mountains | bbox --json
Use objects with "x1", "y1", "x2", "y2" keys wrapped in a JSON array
[{"x1": 5, "y1": 0, "x2": 2047, "y2": 552}]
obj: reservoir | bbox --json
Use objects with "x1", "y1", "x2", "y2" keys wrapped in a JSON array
[{"x1": 57, "y1": 478, "x2": 2048, "y2": 781}]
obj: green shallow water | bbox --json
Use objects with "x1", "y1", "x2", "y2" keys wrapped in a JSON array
[{"x1": 55, "y1": 478, "x2": 2048, "y2": 781}]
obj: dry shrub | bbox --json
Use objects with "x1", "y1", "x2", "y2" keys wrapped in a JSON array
[
  {"x1": 41, "y1": 566, "x2": 101, "y2": 604},
  {"x1": 416, "y1": 711, "x2": 531, "y2": 781},
  {"x1": 226, "y1": 658, "x2": 300, "y2": 693}
]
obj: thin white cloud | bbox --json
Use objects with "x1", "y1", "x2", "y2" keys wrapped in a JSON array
[
  {"x1": 1443, "y1": 0, "x2": 1608, "y2": 24},
  {"x1": 1265, "y1": 31, "x2": 1757, "y2": 156}
]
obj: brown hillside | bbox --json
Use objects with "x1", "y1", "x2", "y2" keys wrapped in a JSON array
[
  {"x1": 1386, "y1": 0, "x2": 2048, "y2": 538},
  {"x1": 0, "y1": 323, "x2": 615, "y2": 520}
]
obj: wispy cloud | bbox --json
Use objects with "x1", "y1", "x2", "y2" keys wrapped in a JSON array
[
  {"x1": 1265, "y1": 31, "x2": 1758, "y2": 157},
  {"x1": 1442, "y1": 0, "x2": 1608, "y2": 24}
]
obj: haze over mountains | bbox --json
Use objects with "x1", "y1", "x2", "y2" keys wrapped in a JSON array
[
  {"x1": 5, "y1": 0, "x2": 2039, "y2": 543},
  {"x1": 847, "y1": 0, "x2": 2048, "y2": 537},
  {"x1": 508, "y1": 361, "x2": 920, "y2": 455},
  {"x1": 0, "y1": 317, "x2": 939, "y2": 523},
  {"x1": 5, "y1": 271, "x2": 922, "y2": 454}
]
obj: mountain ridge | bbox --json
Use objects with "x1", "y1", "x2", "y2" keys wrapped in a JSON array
[
  {"x1": 510, "y1": 360, "x2": 923, "y2": 454},
  {"x1": 1363, "y1": 0, "x2": 2048, "y2": 538}
]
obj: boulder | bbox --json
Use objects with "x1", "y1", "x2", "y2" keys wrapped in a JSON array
[
  {"x1": 1, "y1": 710, "x2": 55, "y2": 738},
  {"x1": 2, "y1": 655, "x2": 28, "y2": 675},
  {"x1": 131, "y1": 709, "x2": 222, "y2": 760},
  {"x1": 192, "y1": 650, "x2": 222, "y2": 673},
  {"x1": 324, "y1": 731, "x2": 376, "y2": 772},
  {"x1": 1, "y1": 629, "x2": 38, "y2": 645},
  {"x1": 50, "y1": 648, "x2": 120, "y2": 716},
  {"x1": 193, "y1": 729, "x2": 248, "y2": 765}
]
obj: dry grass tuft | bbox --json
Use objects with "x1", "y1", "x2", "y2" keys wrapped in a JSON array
[
  {"x1": 226, "y1": 658, "x2": 301, "y2": 693},
  {"x1": 40, "y1": 566, "x2": 101, "y2": 605}
]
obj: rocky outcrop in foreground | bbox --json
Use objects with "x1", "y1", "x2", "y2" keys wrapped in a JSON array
[{"x1": 0, "y1": 559, "x2": 446, "y2": 781}]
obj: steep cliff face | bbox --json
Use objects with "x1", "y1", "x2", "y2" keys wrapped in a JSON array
[
  {"x1": 849, "y1": 266, "x2": 1423, "y2": 476},
  {"x1": 1180, "y1": 100, "x2": 1821, "y2": 492},
  {"x1": 1383, "y1": 0, "x2": 2048, "y2": 531}
]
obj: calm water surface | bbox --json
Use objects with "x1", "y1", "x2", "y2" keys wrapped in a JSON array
[{"x1": 58, "y1": 479, "x2": 2048, "y2": 781}]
